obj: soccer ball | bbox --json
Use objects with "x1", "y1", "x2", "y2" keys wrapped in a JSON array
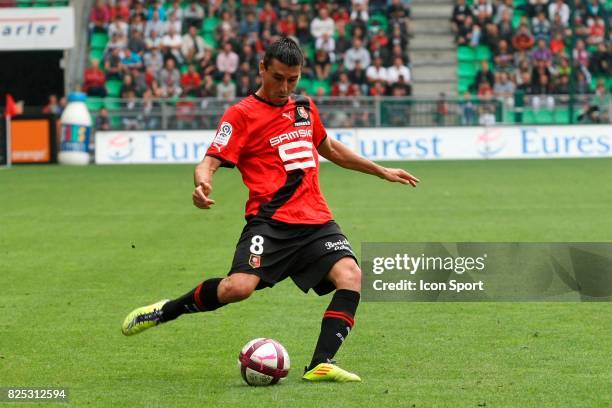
[{"x1": 238, "y1": 338, "x2": 290, "y2": 386}]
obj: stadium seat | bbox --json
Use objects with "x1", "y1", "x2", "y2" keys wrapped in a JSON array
[
  {"x1": 303, "y1": 45, "x2": 315, "y2": 60},
  {"x1": 502, "y1": 109, "x2": 516, "y2": 124},
  {"x1": 457, "y1": 78, "x2": 472, "y2": 94},
  {"x1": 457, "y1": 46, "x2": 475, "y2": 62},
  {"x1": 299, "y1": 78, "x2": 312, "y2": 92},
  {"x1": 91, "y1": 33, "x2": 108, "y2": 50},
  {"x1": 202, "y1": 32, "x2": 217, "y2": 49},
  {"x1": 554, "y1": 109, "x2": 570, "y2": 124},
  {"x1": 522, "y1": 109, "x2": 535, "y2": 123},
  {"x1": 475, "y1": 46, "x2": 491, "y2": 61},
  {"x1": 311, "y1": 80, "x2": 331, "y2": 95},
  {"x1": 105, "y1": 80, "x2": 122, "y2": 98},
  {"x1": 202, "y1": 17, "x2": 219, "y2": 34},
  {"x1": 86, "y1": 97, "x2": 104, "y2": 112},
  {"x1": 532, "y1": 110, "x2": 553, "y2": 124},
  {"x1": 368, "y1": 14, "x2": 389, "y2": 32},
  {"x1": 458, "y1": 62, "x2": 477, "y2": 78},
  {"x1": 89, "y1": 48, "x2": 105, "y2": 63},
  {"x1": 104, "y1": 98, "x2": 121, "y2": 110}
]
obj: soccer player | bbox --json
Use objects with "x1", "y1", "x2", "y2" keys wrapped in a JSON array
[{"x1": 122, "y1": 37, "x2": 419, "y2": 382}]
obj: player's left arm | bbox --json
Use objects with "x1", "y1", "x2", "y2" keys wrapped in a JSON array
[{"x1": 317, "y1": 137, "x2": 420, "y2": 187}]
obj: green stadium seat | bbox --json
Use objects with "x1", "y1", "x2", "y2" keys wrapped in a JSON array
[
  {"x1": 503, "y1": 109, "x2": 515, "y2": 124},
  {"x1": 110, "y1": 116, "x2": 122, "y2": 129},
  {"x1": 311, "y1": 80, "x2": 331, "y2": 95},
  {"x1": 554, "y1": 109, "x2": 570, "y2": 124},
  {"x1": 475, "y1": 45, "x2": 492, "y2": 61},
  {"x1": 105, "y1": 80, "x2": 122, "y2": 98},
  {"x1": 202, "y1": 17, "x2": 219, "y2": 34},
  {"x1": 203, "y1": 32, "x2": 217, "y2": 48},
  {"x1": 458, "y1": 62, "x2": 477, "y2": 78},
  {"x1": 86, "y1": 97, "x2": 104, "y2": 112},
  {"x1": 302, "y1": 45, "x2": 314, "y2": 60},
  {"x1": 104, "y1": 98, "x2": 121, "y2": 110},
  {"x1": 89, "y1": 48, "x2": 105, "y2": 63},
  {"x1": 457, "y1": 77, "x2": 471, "y2": 94},
  {"x1": 299, "y1": 78, "x2": 312, "y2": 92},
  {"x1": 457, "y1": 46, "x2": 475, "y2": 62},
  {"x1": 91, "y1": 33, "x2": 108, "y2": 49},
  {"x1": 535, "y1": 110, "x2": 553, "y2": 123},
  {"x1": 368, "y1": 14, "x2": 388, "y2": 32}
]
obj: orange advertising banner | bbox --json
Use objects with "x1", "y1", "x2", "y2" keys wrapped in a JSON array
[{"x1": 11, "y1": 119, "x2": 51, "y2": 163}]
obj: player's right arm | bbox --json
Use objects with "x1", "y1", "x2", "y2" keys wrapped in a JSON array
[
  {"x1": 193, "y1": 105, "x2": 247, "y2": 210},
  {"x1": 192, "y1": 156, "x2": 222, "y2": 209}
]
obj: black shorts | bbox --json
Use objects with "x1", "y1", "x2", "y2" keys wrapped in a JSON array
[{"x1": 228, "y1": 218, "x2": 357, "y2": 296}]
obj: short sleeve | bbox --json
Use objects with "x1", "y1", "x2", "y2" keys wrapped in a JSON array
[
  {"x1": 310, "y1": 99, "x2": 328, "y2": 148},
  {"x1": 206, "y1": 105, "x2": 247, "y2": 168}
]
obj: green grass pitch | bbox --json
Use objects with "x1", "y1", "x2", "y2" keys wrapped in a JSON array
[{"x1": 1, "y1": 159, "x2": 611, "y2": 407}]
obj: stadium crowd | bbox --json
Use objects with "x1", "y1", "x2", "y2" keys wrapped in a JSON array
[
  {"x1": 451, "y1": 0, "x2": 611, "y2": 110},
  {"x1": 82, "y1": 0, "x2": 414, "y2": 108}
]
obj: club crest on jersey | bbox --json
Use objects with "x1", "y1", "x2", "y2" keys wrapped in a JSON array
[
  {"x1": 249, "y1": 254, "x2": 261, "y2": 269},
  {"x1": 212, "y1": 121, "x2": 233, "y2": 151},
  {"x1": 294, "y1": 106, "x2": 311, "y2": 127},
  {"x1": 297, "y1": 106, "x2": 309, "y2": 120}
]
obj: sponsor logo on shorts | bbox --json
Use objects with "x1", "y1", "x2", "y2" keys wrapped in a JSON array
[
  {"x1": 249, "y1": 254, "x2": 261, "y2": 268},
  {"x1": 325, "y1": 239, "x2": 353, "y2": 253}
]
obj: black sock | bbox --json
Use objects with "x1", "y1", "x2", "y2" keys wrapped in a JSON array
[
  {"x1": 308, "y1": 289, "x2": 360, "y2": 370},
  {"x1": 160, "y1": 278, "x2": 226, "y2": 322}
]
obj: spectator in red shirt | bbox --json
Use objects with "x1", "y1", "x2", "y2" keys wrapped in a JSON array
[
  {"x1": 83, "y1": 59, "x2": 108, "y2": 97},
  {"x1": 259, "y1": 1, "x2": 278, "y2": 24},
  {"x1": 331, "y1": 72, "x2": 357, "y2": 97},
  {"x1": 42, "y1": 95, "x2": 62, "y2": 116},
  {"x1": 369, "y1": 80, "x2": 388, "y2": 96},
  {"x1": 369, "y1": 27, "x2": 389, "y2": 51},
  {"x1": 110, "y1": 0, "x2": 130, "y2": 22},
  {"x1": 90, "y1": 0, "x2": 111, "y2": 34},
  {"x1": 181, "y1": 64, "x2": 202, "y2": 96},
  {"x1": 549, "y1": 33, "x2": 565, "y2": 56},
  {"x1": 512, "y1": 23, "x2": 535, "y2": 51},
  {"x1": 277, "y1": 13, "x2": 296, "y2": 36},
  {"x1": 332, "y1": 6, "x2": 351, "y2": 25},
  {"x1": 588, "y1": 17, "x2": 605, "y2": 45}
]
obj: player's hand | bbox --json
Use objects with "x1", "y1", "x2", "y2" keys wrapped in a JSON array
[
  {"x1": 192, "y1": 181, "x2": 215, "y2": 209},
  {"x1": 381, "y1": 168, "x2": 420, "y2": 187}
]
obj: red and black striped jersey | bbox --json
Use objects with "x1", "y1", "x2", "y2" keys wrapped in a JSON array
[{"x1": 206, "y1": 94, "x2": 333, "y2": 225}]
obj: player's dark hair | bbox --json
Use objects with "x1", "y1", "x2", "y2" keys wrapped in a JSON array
[{"x1": 263, "y1": 37, "x2": 303, "y2": 68}]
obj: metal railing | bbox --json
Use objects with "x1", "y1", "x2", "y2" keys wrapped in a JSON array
[{"x1": 89, "y1": 94, "x2": 612, "y2": 130}]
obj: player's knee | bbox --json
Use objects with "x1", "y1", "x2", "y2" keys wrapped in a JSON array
[
  {"x1": 330, "y1": 258, "x2": 362, "y2": 292},
  {"x1": 219, "y1": 277, "x2": 256, "y2": 302}
]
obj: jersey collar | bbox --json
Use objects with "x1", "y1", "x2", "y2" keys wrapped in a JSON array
[{"x1": 252, "y1": 92, "x2": 290, "y2": 107}]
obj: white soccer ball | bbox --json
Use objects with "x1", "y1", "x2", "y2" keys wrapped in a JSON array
[{"x1": 238, "y1": 338, "x2": 290, "y2": 386}]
